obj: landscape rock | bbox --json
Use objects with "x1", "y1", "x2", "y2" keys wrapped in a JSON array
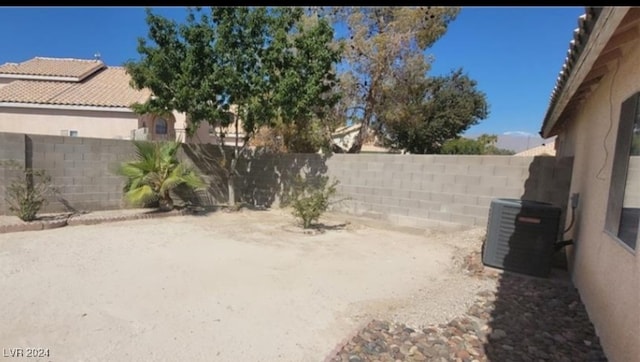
[{"x1": 326, "y1": 248, "x2": 608, "y2": 362}]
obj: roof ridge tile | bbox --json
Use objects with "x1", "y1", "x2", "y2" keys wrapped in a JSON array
[{"x1": 33, "y1": 56, "x2": 102, "y2": 63}]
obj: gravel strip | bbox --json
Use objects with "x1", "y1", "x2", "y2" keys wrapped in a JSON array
[{"x1": 327, "y1": 249, "x2": 608, "y2": 362}]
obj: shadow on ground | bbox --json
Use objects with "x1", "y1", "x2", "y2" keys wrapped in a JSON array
[{"x1": 312, "y1": 222, "x2": 349, "y2": 231}]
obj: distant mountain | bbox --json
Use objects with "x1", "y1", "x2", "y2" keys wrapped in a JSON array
[{"x1": 467, "y1": 132, "x2": 555, "y2": 153}]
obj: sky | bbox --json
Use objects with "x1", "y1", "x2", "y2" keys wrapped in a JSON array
[{"x1": 0, "y1": 6, "x2": 585, "y2": 138}]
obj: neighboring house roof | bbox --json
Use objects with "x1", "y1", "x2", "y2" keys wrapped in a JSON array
[
  {"x1": 332, "y1": 123, "x2": 362, "y2": 138},
  {"x1": 514, "y1": 141, "x2": 556, "y2": 157},
  {"x1": 360, "y1": 144, "x2": 393, "y2": 153},
  {"x1": 541, "y1": 7, "x2": 638, "y2": 137},
  {"x1": 0, "y1": 57, "x2": 105, "y2": 81},
  {"x1": 0, "y1": 57, "x2": 151, "y2": 110},
  {"x1": 331, "y1": 123, "x2": 392, "y2": 153},
  {"x1": 331, "y1": 123, "x2": 363, "y2": 152}
]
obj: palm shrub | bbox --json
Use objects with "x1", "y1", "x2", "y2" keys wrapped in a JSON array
[
  {"x1": 117, "y1": 141, "x2": 206, "y2": 211},
  {"x1": 288, "y1": 174, "x2": 339, "y2": 229}
]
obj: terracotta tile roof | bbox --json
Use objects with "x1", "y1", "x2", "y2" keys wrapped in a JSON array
[
  {"x1": 0, "y1": 80, "x2": 70, "y2": 105},
  {"x1": 541, "y1": 7, "x2": 602, "y2": 136},
  {"x1": 0, "y1": 57, "x2": 105, "y2": 80},
  {"x1": 0, "y1": 65, "x2": 151, "y2": 108}
]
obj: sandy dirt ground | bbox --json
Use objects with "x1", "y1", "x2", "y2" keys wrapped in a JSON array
[{"x1": 0, "y1": 209, "x2": 496, "y2": 361}]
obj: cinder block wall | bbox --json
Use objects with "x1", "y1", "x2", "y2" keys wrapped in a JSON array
[
  {"x1": 0, "y1": 133, "x2": 137, "y2": 214},
  {"x1": 0, "y1": 133, "x2": 230, "y2": 214},
  {"x1": 0, "y1": 132, "x2": 573, "y2": 230},
  {"x1": 27, "y1": 135, "x2": 137, "y2": 213},
  {"x1": 0, "y1": 133, "x2": 27, "y2": 214},
  {"x1": 240, "y1": 153, "x2": 573, "y2": 230}
]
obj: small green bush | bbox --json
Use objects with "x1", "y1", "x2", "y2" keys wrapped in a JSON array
[
  {"x1": 2, "y1": 161, "x2": 57, "y2": 221},
  {"x1": 288, "y1": 174, "x2": 338, "y2": 229}
]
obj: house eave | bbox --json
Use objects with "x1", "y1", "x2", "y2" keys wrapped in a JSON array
[
  {"x1": 540, "y1": 7, "x2": 630, "y2": 138},
  {"x1": 0, "y1": 102, "x2": 135, "y2": 113},
  {"x1": 0, "y1": 74, "x2": 83, "y2": 82}
]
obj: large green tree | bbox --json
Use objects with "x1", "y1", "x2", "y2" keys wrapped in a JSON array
[
  {"x1": 126, "y1": 7, "x2": 341, "y2": 205},
  {"x1": 325, "y1": 7, "x2": 460, "y2": 153},
  {"x1": 441, "y1": 134, "x2": 515, "y2": 155},
  {"x1": 377, "y1": 67, "x2": 489, "y2": 154}
]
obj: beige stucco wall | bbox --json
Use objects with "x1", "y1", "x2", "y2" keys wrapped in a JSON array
[
  {"x1": 557, "y1": 38, "x2": 640, "y2": 362},
  {"x1": 170, "y1": 105, "x2": 245, "y2": 145},
  {"x1": 173, "y1": 111, "x2": 214, "y2": 144},
  {"x1": 0, "y1": 106, "x2": 140, "y2": 139},
  {"x1": 173, "y1": 109, "x2": 246, "y2": 145},
  {"x1": 0, "y1": 107, "x2": 177, "y2": 141}
]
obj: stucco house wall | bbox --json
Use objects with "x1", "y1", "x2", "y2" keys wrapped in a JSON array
[
  {"x1": 553, "y1": 18, "x2": 640, "y2": 362},
  {"x1": 0, "y1": 107, "x2": 178, "y2": 141},
  {"x1": 172, "y1": 111, "x2": 215, "y2": 144},
  {"x1": 0, "y1": 106, "x2": 143, "y2": 139}
]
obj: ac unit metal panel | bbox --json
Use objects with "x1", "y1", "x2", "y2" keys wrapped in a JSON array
[{"x1": 483, "y1": 198, "x2": 561, "y2": 278}]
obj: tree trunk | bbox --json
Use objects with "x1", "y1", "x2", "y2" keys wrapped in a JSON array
[
  {"x1": 348, "y1": 76, "x2": 378, "y2": 154},
  {"x1": 159, "y1": 193, "x2": 173, "y2": 212},
  {"x1": 227, "y1": 174, "x2": 236, "y2": 207},
  {"x1": 227, "y1": 114, "x2": 239, "y2": 207},
  {"x1": 348, "y1": 106, "x2": 373, "y2": 153}
]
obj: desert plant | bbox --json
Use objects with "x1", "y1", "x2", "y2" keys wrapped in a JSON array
[
  {"x1": 288, "y1": 174, "x2": 339, "y2": 229},
  {"x1": 2, "y1": 160, "x2": 57, "y2": 221},
  {"x1": 117, "y1": 141, "x2": 206, "y2": 211}
]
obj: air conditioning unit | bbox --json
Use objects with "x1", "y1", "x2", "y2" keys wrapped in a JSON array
[{"x1": 482, "y1": 198, "x2": 561, "y2": 278}]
